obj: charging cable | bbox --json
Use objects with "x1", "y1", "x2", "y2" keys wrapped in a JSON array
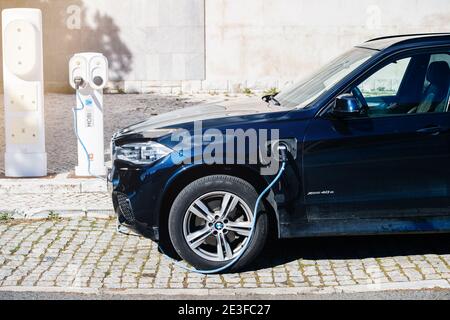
[
  {"x1": 158, "y1": 145, "x2": 289, "y2": 274},
  {"x1": 113, "y1": 133, "x2": 289, "y2": 273}
]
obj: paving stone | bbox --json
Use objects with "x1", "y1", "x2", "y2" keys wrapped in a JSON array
[{"x1": 0, "y1": 215, "x2": 449, "y2": 292}]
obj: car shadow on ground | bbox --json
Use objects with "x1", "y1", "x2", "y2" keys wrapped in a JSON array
[{"x1": 246, "y1": 233, "x2": 450, "y2": 272}]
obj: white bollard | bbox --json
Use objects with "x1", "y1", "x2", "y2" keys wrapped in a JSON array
[
  {"x1": 2, "y1": 8, "x2": 47, "y2": 177},
  {"x1": 69, "y1": 53, "x2": 108, "y2": 177}
]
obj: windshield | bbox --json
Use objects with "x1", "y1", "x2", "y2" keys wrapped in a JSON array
[{"x1": 276, "y1": 48, "x2": 377, "y2": 109}]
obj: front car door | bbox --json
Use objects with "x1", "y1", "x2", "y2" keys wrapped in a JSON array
[{"x1": 302, "y1": 49, "x2": 450, "y2": 228}]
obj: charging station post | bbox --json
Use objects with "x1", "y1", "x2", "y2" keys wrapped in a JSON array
[
  {"x1": 69, "y1": 53, "x2": 108, "y2": 177},
  {"x1": 2, "y1": 8, "x2": 47, "y2": 177}
]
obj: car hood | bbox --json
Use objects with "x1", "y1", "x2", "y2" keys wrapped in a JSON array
[{"x1": 115, "y1": 97, "x2": 292, "y2": 138}]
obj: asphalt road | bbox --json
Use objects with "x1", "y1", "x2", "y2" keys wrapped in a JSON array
[{"x1": 0, "y1": 289, "x2": 449, "y2": 300}]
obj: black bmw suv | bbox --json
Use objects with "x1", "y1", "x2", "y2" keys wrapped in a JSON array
[{"x1": 109, "y1": 34, "x2": 450, "y2": 271}]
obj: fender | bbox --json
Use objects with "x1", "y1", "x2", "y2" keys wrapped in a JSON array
[{"x1": 159, "y1": 162, "x2": 284, "y2": 238}]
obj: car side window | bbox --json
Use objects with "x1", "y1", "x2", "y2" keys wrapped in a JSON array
[
  {"x1": 359, "y1": 58, "x2": 411, "y2": 99},
  {"x1": 356, "y1": 58, "x2": 411, "y2": 118},
  {"x1": 420, "y1": 54, "x2": 450, "y2": 114},
  {"x1": 351, "y1": 52, "x2": 450, "y2": 118}
]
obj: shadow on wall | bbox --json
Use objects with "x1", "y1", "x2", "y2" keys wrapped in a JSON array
[
  {"x1": 0, "y1": 0, "x2": 133, "y2": 92},
  {"x1": 82, "y1": 11, "x2": 132, "y2": 82}
]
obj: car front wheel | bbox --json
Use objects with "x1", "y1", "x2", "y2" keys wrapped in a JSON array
[{"x1": 168, "y1": 175, "x2": 269, "y2": 272}]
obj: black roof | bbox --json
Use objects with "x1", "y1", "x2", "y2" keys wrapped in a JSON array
[{"x1": 360, "y1": 33, "x2": 450, "y2": 51}]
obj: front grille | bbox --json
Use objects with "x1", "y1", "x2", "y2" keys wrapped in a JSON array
[{"x1": 116, "y1": 192, "x2": 135, "y2": 224}]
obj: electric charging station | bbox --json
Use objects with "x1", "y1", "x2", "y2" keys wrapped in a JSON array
[
  {"x1": 69, "y1": 53, "x2": 108, "y2": 177},
  {"x1": 2, "y1": 8, "x2": 47, "y2": 177}
]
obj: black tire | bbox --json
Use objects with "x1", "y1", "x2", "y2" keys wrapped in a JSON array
[{"x1": 168, "y1": 175, "x2": 268, "y2": 272}]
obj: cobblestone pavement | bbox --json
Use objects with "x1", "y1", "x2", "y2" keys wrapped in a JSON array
[
  {"x1": 0, "y1": 193, "x2": 113, "y2": 218},
  {"x1": 0, "y1": 217, "x2": 449, "y2": 293}
]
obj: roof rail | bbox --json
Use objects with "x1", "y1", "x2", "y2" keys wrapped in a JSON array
[{"x1": 366, "y1": 33, "x2": 450, "y2": 43}]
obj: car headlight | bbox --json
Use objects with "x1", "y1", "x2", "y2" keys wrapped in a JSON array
[{"x1": 115, "y1": 142, "x2": 172, "y2": 165}]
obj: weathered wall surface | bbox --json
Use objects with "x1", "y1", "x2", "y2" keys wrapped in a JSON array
[
  {"x1": 0, "y1": 0, "x2": 449, "y2": 93},
  {"x1": 205, "y1": 0, "x2": 450, "y2": 92},
  {"x1": 0, "y1": 0, "x2": 205, "y2": 92}
]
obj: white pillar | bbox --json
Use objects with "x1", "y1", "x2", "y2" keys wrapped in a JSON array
[
  {"x1": 69, "y1": 53, "x2": 108, "y2": 177},
  {"x1": 2, "y1": 8, "x2": 47, "y2": 177}
]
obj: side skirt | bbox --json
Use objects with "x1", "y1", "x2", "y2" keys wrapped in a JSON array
[{"x1": 280, "y1": 216, "x2": 450, "y2": 238}]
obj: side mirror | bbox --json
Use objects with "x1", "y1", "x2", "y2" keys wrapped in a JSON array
[
  {"x1": 262, "y1": 95, "x2": 272, "y2": 103},
  {"x1": 332, "y1": 94, "x2": 362, "y2": 117},
  {"x1": 262, "y1": 94, "x2": 281, "y2": 106}
]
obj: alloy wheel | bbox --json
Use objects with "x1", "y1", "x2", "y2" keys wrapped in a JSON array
[{"x1": 182, "y1": 191, "x2": 253, "y2": 262}]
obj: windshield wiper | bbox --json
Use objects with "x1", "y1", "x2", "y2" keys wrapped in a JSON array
[{"x1": 262, "y1": 94, "x2": 281, "y2": 106}]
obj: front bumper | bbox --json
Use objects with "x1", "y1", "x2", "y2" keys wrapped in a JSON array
[
  {"x1": 108, "y1": 153, "x2": 181, "y2": 242},
  {"x1": 108, "y1": 164, "x2": 161, "y2": 241}
]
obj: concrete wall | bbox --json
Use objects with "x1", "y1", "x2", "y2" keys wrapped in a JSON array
[
  {"x1": 0, "y1": 0, "x2": 449, "y2": 93},
  {"x1": 205, "y1": 0, "x2": 450, "y2": 92},
  {"x1": 0, "y1": 0, "x2": 205, "y2": 92}
]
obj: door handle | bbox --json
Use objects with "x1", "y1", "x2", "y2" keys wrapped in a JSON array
[{"x1": 416, "y1": 126, "x2": 443, "y2": 135}]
